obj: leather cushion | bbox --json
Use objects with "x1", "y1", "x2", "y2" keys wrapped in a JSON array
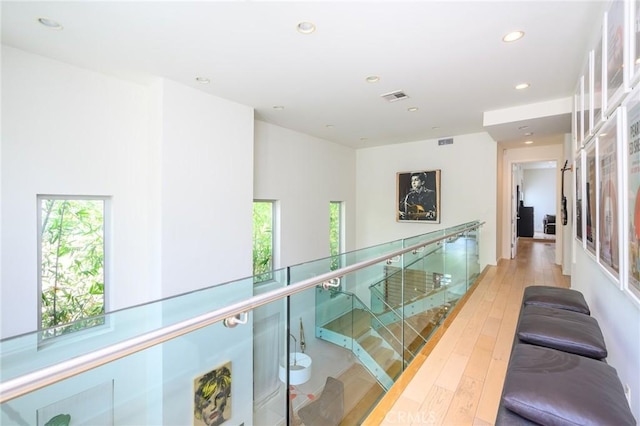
[
  {"x1": 502, "y1": 344, "x2": 636, "y2": 426},
  {"x1": 522, "y1": 286, "x2": 590, "y2": 315},
  {"x1": 518, "y1": 305, "x2": 607, "y2": 359}
]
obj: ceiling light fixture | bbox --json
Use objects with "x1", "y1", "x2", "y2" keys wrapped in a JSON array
[
  {"x1": 195, "y1": 77, "x2": 210, "y2": 84},
  {"x1": 502, "y1": 31, "x2": 524, "y2": 42},
  {"x1": 37, "y1": 17, "x2": 63, "y2": 30},
  {"x1": 297, "y1": 21, "x2": 316, "y2": 34},
  {"x1": 273, "y1": 105, "x2": 285, "y2": 110},
  {"x1": 524, "y1": 140, "x2": 534, "y2": 144},
  {"x1": 365, "y1": 75, "x2": 380, "y2": 83},
  {"x1": 524, "y1": 132, "x2": 533, "y2": 136},
  {"x1": 515, "y1": 83, "x2": 530, "y2": 90},
  {"x1": 407, "y1": 107, "x2": 419, "y2": 112}
]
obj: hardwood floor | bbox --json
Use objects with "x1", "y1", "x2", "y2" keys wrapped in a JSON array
[{"x1": 362, "y1": 239, "x2": 569, "y2": 426}]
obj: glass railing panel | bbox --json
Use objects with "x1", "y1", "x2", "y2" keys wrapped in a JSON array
[
  {"x1": 399, "y1": 241, "x2": 449, "y2": 362},
  {"x1": 466, "y1": 228, "x2": 481, "y2": 289},
  {"x1": 2, "y1": 296, "x2": 288, "y2": 426},
  {"x1": 289, "y1": 283, "x2": 376, "y2": 426},
  {"x1": 0, "y1": 274, "x2": 260, "y2": 384}
]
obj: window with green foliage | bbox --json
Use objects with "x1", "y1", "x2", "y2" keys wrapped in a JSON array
[
  {"x1": 253, "y1": 201, "x2": 274, "y2": 283},
  {"x1": 330, "y1": 201, "x2": 343, "y2": 270},
  {"x1": 38, "y1": 197, "x2": 108, "y2": 339}
]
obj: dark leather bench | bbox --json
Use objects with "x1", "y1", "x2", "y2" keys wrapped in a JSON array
[{"x1": 496, "y1": 286, "x2": 636, "y2": 425}]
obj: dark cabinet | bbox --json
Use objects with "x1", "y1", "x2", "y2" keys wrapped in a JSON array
[{"x1": 518, "y1": 206, "x2": 534, "y2": 237}]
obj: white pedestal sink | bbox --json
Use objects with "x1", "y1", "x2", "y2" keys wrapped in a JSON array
[{"x1": 278, "y1": 352, "x2": 312, "y2": 385}]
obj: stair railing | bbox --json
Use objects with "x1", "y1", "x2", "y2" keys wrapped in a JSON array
[{"x1": 0, "y1": 221, "x2": 483, "y2": 404}]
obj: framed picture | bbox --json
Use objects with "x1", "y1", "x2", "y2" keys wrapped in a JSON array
[
  {"x1": 397, "y1": 170, "x2": 441, "y2": 223},
  {"x1": 605, "y1": 1, "x2": 627, "y2": 115},
  {"x1": 575, "y1": 150, "x2": 584, "y2": 244},
  {"x1": 628, "y1": 0, "x2": 640, "y2": 88},
  {"x1": 594, "y1": 24, "x2": 605, "y2": 126},
  {"x1": 575, "y1": 75, "x2": 584, "y2": 149},
  {"x1": 624, "y1": 86, "x2": 640, "y2": 304},
  {"x1": 597, "y1": 108, "x2": 623, "y2": 283},
  {"x1": 194, "y1": 361, "x2": 232, "y2": 426},
  {"x1": 584, "y1": 50, "x2": 594, "y2": 139},
  {"x1": 585, "y1": 138, "x2": 597, "y2": 256}
]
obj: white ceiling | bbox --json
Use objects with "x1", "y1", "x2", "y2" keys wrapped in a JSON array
[{"x1": 1, "y1": 1, "x2": 606, "y2": 149}]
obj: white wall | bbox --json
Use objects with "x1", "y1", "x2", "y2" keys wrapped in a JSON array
[
  {"x1": 1, "y1": 46, "x2": 154, "y2": 337},
  {"x1": 253, "y1": 120, "x2": 356, "y2": 267},
  {"x1": 1, "y1": 47, "x2": 256, "y2": 426},
  {"x1": 523, "y1": 168, "x2": 557, "y2": 232},
  {"x1": 159, "y1": 79, "x2": 254, "y2": 297},
  {"x1": 355, "y1": 132, "x2": 498, "y2": 269},
  {"x1": 501, "y1": 144, "x2": 564, "y2": 263}
]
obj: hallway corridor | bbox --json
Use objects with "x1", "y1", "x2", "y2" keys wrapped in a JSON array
[{"x1": 364, "y1": 239, "x2": 569, "y2": 425}]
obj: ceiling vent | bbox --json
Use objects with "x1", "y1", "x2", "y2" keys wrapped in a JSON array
[{"x1": 381, "y1": 90, "x2": 409, "y2": 102}]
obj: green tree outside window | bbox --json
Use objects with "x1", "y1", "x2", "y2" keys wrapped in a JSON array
[{"x1": 39, "y1": 198, "x2": 106, "y2": 338}]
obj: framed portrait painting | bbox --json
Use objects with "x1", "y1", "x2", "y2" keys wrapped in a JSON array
[
  {"x1": 194, "y1": 361, "x2": 232, "y2": 426},
  {"x1": 397, "y1": 170, "x2": 441, "y2": 223}
]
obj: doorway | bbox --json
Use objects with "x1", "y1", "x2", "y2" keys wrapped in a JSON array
[{"x1": 511, "y1": 161, "x2": 557, "y2": 258}]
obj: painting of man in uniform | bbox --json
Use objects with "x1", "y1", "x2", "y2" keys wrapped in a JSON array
[
  {"x1": 397, "y1": 170, "x2": 441, "y2": 222},
  {"x1": 194, "y1": 362, "x2": 232, "y2": 426}
]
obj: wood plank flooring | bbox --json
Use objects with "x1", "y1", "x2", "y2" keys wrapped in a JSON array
[{"x1": 362, "y1": 239, "x2": 569, "y2": 426}]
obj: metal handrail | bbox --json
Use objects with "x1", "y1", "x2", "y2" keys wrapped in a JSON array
[{"x1": 0, "y1": 221, "x2": 483, "y2": 403}]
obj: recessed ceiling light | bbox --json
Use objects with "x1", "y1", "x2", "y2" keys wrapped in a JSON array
[
  {"x1": 195, "y1": 77, "x2": 210, "y2": 84},
  {"x1": 37, "y1": 17, "x2": 63, "y2": 30},
  {"x1": 524, "y1": 140, "x2": 534, "y2": 144},
  {"x1": 524, "y1": 132, "x2": 533, "y2": 136},
  {"x1": 273, "y1": 105, "x2": 284, "y2": 110},
  {"x1": 515, "y1": 83, "x2": 530, "y2": 90},
  {"x1": 365, "y1": 75, "x2": 380, "y2": 83},
  {"x1": 297, "y1": 21, "x2": 316, "y2": 34},
  {"x1": 407, "y1": 107, "x2": 419, "y2": 112},
  {"x1": 503, "y1": 31, "x2": 524, "y2": 42}
]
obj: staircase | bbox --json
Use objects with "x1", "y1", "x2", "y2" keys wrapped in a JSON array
[{"x1": 315, "y1": 266, "x2": 455, "y2": 394}]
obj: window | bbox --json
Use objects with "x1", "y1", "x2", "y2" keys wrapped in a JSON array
[
  {"x1": 329, "y1": 201, "x2": 343, "y2": 270},
  {"x1": 253, "y1": 201, "x2": 274, "y2": 283},
  {"x1": 38, "y1": 196, "x2": 108, "y2": 339}
]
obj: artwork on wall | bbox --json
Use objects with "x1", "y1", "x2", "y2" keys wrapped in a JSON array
[
  {"x1": 37, "y1": 381, "x2": 114, "y2": 426},
  {"x1": 194, "y1": 361, "x2": 232, "y2": 426},
  {"x1": 605, "y1": 1, "x2": 626, "y2": 115},
  {"x1": 585, "y1": 139, "x2": 597, "y2": 256},
  {"x1": 575, "y1": 76, "x2": 584, "y2": 150},
  {"x1": 575, "y1": 151, "x2": 584, "y2": 243},
  {"x1": 630, "y1": 0, "x2": 640, "y2": 87},
  {"x1": 597, "y1": 109, "x2": 622, "y2": 281},
  {"x1": 584, "y1": 51, "x2": 593, "y2": 138},
  {"x1": 397, "y1": 170, "x2": 441, "y2": 223},
  {"x1": 625, "y1": 87, "x2": 640, "y2": 303},
  {"x1": 594, "y1": 24, "x2": 605, "y2": 125}
]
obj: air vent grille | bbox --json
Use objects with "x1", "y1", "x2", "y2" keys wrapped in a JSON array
[{"x1": 381, "y1": 90, "x2": 409, "y2": 102}]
